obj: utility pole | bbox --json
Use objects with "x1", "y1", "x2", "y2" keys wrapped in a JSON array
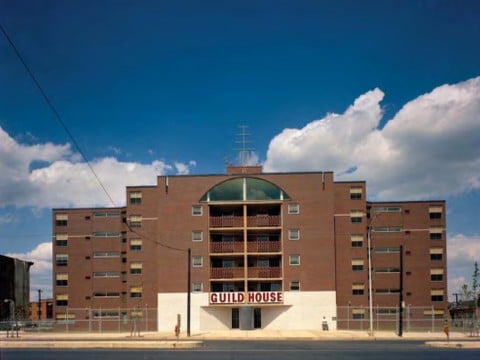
[
  {"x1": 37, "y1": 289, "x2": 43, "y2": 320},
  {"x1": 187, "y1": 248, "x2": 191, "y2": 337},
  {"x1": 398, "y1": 245, "x2": 403, "y2": 337}
]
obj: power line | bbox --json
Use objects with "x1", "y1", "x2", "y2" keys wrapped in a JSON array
[
  {"x1": 0, "y1": 23, "x2": 116, "y2": 207},
  {"x1": 1, "y1": 23, "x2": 187, "y2": 254}
]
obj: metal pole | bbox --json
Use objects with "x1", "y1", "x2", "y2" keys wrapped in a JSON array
[
  {"x1": 37, "y1": 289, "x2": 42, "y2": 321},
  {"x1": 187, "y1": 248, "x2": 191, "y2": 337},
  {"x1": 367, "y1": 224, "x2": 374, "y2": 335},
  {"x1": 398, "y1": 245, "x2": 403, "y2": 337}
]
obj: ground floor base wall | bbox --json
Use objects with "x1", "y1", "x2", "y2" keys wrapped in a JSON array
[{"x1": 157, "y1": 291, "x2": 337, "y2": 332}]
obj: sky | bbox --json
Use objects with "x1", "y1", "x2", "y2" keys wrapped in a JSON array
[{"x1": 1, "y1": 0, "x2": 479, "y2": 301}]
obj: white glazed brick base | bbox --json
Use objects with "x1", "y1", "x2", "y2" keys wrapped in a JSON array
[{"x1": 157, "y1": 291, "x2": 337, "y2": 332}]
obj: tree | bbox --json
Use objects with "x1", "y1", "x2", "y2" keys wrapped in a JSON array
[{"x1": 473, "y1": 262, "x2": 479, "y2": 316}]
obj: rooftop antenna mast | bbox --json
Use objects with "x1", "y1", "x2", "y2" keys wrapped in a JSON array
[{"x1": 235, "y1": 125, "x2": 255, "y2": 166}]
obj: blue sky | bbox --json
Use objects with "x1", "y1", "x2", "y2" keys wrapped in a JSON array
[{"x1": 1, "y1": 0, "x2": 479, "y2": 300}]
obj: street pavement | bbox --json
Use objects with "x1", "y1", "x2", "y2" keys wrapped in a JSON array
[{"x1": 1, "y1": 329, "x2": 479, "y2": 349}]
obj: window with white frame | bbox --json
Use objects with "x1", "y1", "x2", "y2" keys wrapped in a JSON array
[
  {"x1": 192, "y1": 205, "x2": 203, "y2": 216},
  {"x1": 351, "y1": 234, "x2": 363, "y2": 248},
  {"x1": 290, "y1": 281, "x2": 300, "y2": 291},
  {"x1": 129, "y1": 191, "x2": 142, "y2": 204},
  {"x1": 192, "y1": 256, "x2": 203, "y2": 267},
  {"x1": 130, "y1": 262, "x2": 142, "y2": 275},
  {"x1": 288, "y1": 229, "x2": 300, "y2": 240},
  {"x1": 289, "y1": 254, "x2": 300, "y2": 266},
  {"x1": 350, "y1": 186, "x2": 363, "y2": 200},
  {"x1": 192, "y1": 231, "x2": 203, "y2": 242},
  {"x1": 288, "y1": 203, "x2": 300, "y2": 214},
  {"x1": 192, "y1": 282, "x2": 203, "y2": 292},
  {"x1": 350, "y1": 210, "x2": 363, "y2": 223},
  {"x1": 130, "y1": 238, "x2": 142, "y2": 251}
]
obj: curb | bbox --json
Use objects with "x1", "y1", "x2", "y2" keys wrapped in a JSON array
[{"x1": 0, "y1": 340, "x2": 203, "y2": 349}]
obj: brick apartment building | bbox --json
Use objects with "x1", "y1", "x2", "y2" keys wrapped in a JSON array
[{"x1": 52, "y1": 165, "x2": 447, "y2": 331}]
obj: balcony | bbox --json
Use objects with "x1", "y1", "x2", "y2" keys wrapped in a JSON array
[
  {"x1": 248, "y1": 267, "x2": 282, "y2": 279},
  {"x1": 210, "y1": 241, "x2": 244, "y2": 253},
  {"x1": 247, "y1": 215, "x2": 281, "y2": 227},
  {"x1": 247, "y1": 241, "x2": 281, "y2": 253},
  {"x1": 210, "y1": 216, "x2": 243, "y2": 228},
  {"x1": 210, "y1": 267, "x2": 244, "y2": 279}
]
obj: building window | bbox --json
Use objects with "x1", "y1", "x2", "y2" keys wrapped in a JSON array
[
  {"x1": 288, "y1": 229, "x2": 300, "y2": 241},
  {"x1": 350, "y1": 210, "x2": 363, "y2": 223},
  {"x1": 93, "y1": 251, "x2": 120, "y2": 258},
  {"x1": 130, "y1": 262, "x2": 142, "y2": 275},
  {"x1": 55, "y1": 214, "x2": 68, "y2": 226},
  {"x1": 55, "y1": 254, "x2": 68, "y2": 267},
  {"x1": 93, "y1": 211, "x2": 120, "y2": 217},
  {"x1": 192, "y1": 282, "x2": 203, "y2": 293},
  {"x1": 55, "y1": 234, "x2": 68, "y2": 247},
  {"x1": 56, "y1": 313, "x2": 76, "y2": 321},
  {"x1": 374, "y1": 226, "x2": 402, "y2": 232},
  {"x1": 93, "y1": 311, "x2": 120, "y2": 319},
  {"x1": 129, "y1": 215, "x2": 142, "y2": 227},
  {"x1": 94, "y1": 292, "x2": 120, "y2": 298},
  {"x1": 429, "y1": 206, "x2": 442, "y2": 220},
  {"x1": 92, "y1": 231, "x2": 121, "y2": 237},
  {"x1": 375, "y1": 288, "x2": 400, "y2": 294},
  {"x1": 352, "y1": 309, "x2": 365, "y2": 319},
  {"x1": 430, "y1": 248, "x2": 443, "y2": 261},
  {"x1": 352, "y1": 283, "x2": 365, "y2": 295},
  {"x1": 373, "y1": 206, "x2": 401, "y2": 213},
  {"x1": 430, "y1": 268, "x2": 444, "y2": 281},
  {"x1": 431, "y1": 289, "x2": 444, "y2": 302},
  {"x1": 288, "y1": 203, "x2": 300, "y2": 214},
  {"x1": 130, "y1": 286, "x2": 143, "y2": 298},
  {"x1": 351, "y1": 259, "x2": 364, "y2": 271},
  {"x1": 351, "y1": 235, "x2": 363, "y2": 248},
  {"x1": 192, "y1": 231, "x2": 203, "y2": 242},
  {"x1": 192, "y1": 205, "x2": 203, "y2": 216},
  {"x1": 429, "y1": 227, "x2": 443, "y2": 240},
  {"x1": 130, "y1": 238, "x2": 142, "y2": 251},
  {"x1": 350, "y1": 186, "x2": 363, "y2": 200},
  {"x1": 423, "y1": 309, "x2": 445, "y2": 318},
  {"x1": 56, "y1": 294, "x2": 68, "y2": 307},
  {"x1": 192, "y1": 256, "x2": 203, "y2": 267},
  {"x1": 289, "y1": 255, "x2": 300, "y2": 266},
  {"x1": 94, "y1": 272, "x2": 120, "y2": 278},
  {"x1": 129, "y1": 191, "x2": 142, "y2": 204},
  {"x1": 289, "y1": 281, "x2": 300, "y2": 291},
  {"x1": 374, "y1": 247, "x2": 400, "y2": 253},
  {"x1": 375, "y1": 267, "x2": 400, "y2": 274},
  {"x1": 56, "y1": 273, "x2": 68, "y2": 286}
]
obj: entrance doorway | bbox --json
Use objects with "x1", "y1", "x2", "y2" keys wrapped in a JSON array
[
  {"x1": 232, "y1": 308, "x2": 240, "y2": 329},
  {"x1": 253, "y1": 308, "x2": 261, "y2": 329}
]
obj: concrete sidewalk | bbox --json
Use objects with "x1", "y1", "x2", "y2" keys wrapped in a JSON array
[{"x1": 1, "y1": 329, "x2": 479, "y2": 349}]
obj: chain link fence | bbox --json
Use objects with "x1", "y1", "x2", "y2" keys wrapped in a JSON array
[{"x1": 3, "y1": 305, "x2": 478, "y2": 335}]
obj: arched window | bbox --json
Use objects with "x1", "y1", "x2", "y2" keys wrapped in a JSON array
[{"x1": 200, "y1": 178, "x2": 290, "y2": 202}]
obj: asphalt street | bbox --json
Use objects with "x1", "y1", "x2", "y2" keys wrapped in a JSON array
[{"x1": 1, "y1": 340, "x2": 479, "y2": 360}]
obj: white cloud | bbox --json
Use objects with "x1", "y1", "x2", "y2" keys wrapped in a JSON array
[
  {"x1": 0, "y1": 127, "x2": 196, "y2": 209},
  {"x1": 264, "y1": 77, "x2": 480, "y2": 201},
  {"x1": 6, "y1": 242, "x2": 52, "y2": 300},
  {"x1": 444, "y1": 233, "x2": 480, "y2": 300},
  {"x1": 175, "y1": 160, "x2": 197, "y2": 175}
]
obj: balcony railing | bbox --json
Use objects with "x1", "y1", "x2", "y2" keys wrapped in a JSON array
[
  {"x1": 210, "y1": 216, "x2": 243, "y2": 228},
  {"x1": 210, "y1": 242, "x2": 244, "y2": 253},
  {"x1": 247, "y1": 267, "x2": 282, "y2": 279},
  {"x1": 210, "y1": 267, "x2": 244, "y2": 279},
  {"x1": 247, "y1": 241, "x2": 281, "y2": 253},
  {"x1": 247, "y1": 215, "x2": 281, "y2": 227}
]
